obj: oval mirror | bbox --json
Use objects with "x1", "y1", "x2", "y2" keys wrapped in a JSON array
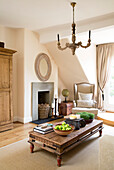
[
  {"x1": 39, "y1": 58, "x2": 48, "y2": 77},
  {"x1": 35, "y1": 53, "x2": 52, "y2": 81}
]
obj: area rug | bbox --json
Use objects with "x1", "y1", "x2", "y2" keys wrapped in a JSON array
[
  {"x1": 0, "y1": 135, "x2": 114, "y2": 170},
  {"x1": 99, "y1": 135, "x2": 114, "y2": 170}
]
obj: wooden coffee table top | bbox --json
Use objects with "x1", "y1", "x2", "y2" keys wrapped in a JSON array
[{"x1": 29, "y1": 119, "x2": 103, "y2": 146}]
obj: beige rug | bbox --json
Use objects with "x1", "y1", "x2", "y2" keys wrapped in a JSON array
[{"x1": 0, "y1": 135, "x2": 114, "y2": 170}]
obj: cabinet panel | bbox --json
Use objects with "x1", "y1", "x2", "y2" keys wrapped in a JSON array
[
  {"x1": 0, "y1": 58, "x2": 10, "y2": 88},
  {"x1": 67, "y1": 106, "x2": 72, "y2": 115},
  {"x1": 0, "y1": 92, "x2": 10, "y2": 123}
]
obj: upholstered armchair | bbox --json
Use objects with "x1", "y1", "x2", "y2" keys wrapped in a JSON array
[
  {"x1": 74, "y1": 82, "x2": 97, "y2": 108},
  {"x1": 72, "y1": 82, "x2": 98, "y2": 118}
]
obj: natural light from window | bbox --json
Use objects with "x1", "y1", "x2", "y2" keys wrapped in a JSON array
[
  {"x1": 104, "y1": 55, "x2": 114, "y2": 111},
  {"x1": 109, "y1": 57, "x2": 114, "y2": 105}
]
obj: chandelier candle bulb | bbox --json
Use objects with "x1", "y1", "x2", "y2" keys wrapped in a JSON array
[
  {"x1": 89, "y1": 30, "x2": 91, "y2": 39},
  {"x1": 57, "y1": 34, "x2": 59, "y2": 42}
]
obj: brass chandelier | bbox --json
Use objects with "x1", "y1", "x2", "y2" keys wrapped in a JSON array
[{"x1": 57, "y1": 2, "x2": 91, "y2": 55}]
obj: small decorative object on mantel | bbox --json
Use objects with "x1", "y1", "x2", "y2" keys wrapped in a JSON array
[
  {"x1": 0, "y1": 42, "x2": 4, "y2": 48},
  {"x1": 62, "y1": 89, "x2": 69, "y2": 102},
  {"x1": 57, "y1": 2, "x2": 91, "y2": 55}
]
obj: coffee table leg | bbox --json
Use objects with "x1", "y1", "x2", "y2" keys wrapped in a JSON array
[
  {"x1": 57, "y1": 155, "x2": 62, "y2": 167},
  {"x1": 30, "y1": 143, "x2": 34, "y2": 153},
  {"x1": 99, "y1": 127, "x2": 102, "y2": 137}
]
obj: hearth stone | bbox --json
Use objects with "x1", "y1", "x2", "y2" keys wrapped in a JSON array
[{"x1": 31, "y1": 115, "x2": 64, "y2": 125}]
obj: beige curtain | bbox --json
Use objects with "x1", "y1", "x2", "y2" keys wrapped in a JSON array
[{"x1": 97, "y1": 44, "x2": 113, "y2": 109}]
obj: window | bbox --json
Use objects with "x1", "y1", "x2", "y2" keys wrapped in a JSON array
[{"x1": 104, "y1": 56, "x2": 114, "y2": 111}]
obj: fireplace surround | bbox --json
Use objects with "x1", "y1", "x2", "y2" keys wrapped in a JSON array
[{"x1": 31, "y1": 82, "x2": 54, "y2": 121}]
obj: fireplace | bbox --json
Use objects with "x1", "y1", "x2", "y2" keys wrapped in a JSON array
[
  {"x1": 31, "y1": 82, "x2": 54, "y2": 121},
  {"x1": 38, "y1": 91, "x2": 50, "y2": 119},
  {"x1": 38, "y1": 91, "x2": 49, "y2": 104}
]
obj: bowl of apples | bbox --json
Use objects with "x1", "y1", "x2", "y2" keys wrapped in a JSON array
[{"x1": 53, "y1": 121, "x2": 75, "y2": 136}]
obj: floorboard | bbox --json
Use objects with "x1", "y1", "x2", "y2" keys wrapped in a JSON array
[{"x1": 0, "y1": 122, "x2": 36, "y2": 148}]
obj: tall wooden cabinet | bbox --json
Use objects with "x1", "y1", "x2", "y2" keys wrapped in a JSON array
[{"x1": 0, "y1": 47, "x2": 16, "y2": 132}]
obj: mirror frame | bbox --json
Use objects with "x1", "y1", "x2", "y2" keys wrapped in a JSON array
[{"x1": 35, "y1": 53, "x2": 52, "y2": 81}]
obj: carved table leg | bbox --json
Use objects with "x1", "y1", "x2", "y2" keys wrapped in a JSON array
[
  {"x1": 30, "y1": 143, "x2": 34, "y2": 153},
  {"x1": 99, "y1": 127, "x2": 102, "y2": 137},
  {"x1": 57, "y1": 155, "x2": 62, "y2": 167}
]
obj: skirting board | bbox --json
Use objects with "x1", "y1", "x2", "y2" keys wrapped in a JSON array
[{"x1": 13, "y1": 116, "x2": 32, "y2": 123}]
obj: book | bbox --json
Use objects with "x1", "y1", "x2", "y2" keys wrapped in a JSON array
[
  {"x1": 35, "y1": 126, "x2": 53, "y2": 132},
  {"x1": 34, "y1": 128, "x2": 53, "y2": 134},
  {"x1": 35, "y1": 123, "x2": 53, "y2": 132}
]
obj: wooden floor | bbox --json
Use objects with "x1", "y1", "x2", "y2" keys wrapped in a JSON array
[
  {"x1": 0, "y1": 122, "x2": 36, "y2": 148},
  {"x1": 0, "y1": 119, "x2": 64, "y2": 148}
]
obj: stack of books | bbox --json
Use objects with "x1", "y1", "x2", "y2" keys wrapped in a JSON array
[{"x1": 33, "y1": 123, "x2": 53, "y2": 134}]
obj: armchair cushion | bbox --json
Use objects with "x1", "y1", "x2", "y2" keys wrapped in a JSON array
[
  {"x1": 77, "y1": 100, "x2": 95, "y2": 108},
  {"x1": 78, "y1": 92, "x2": 93, "y2": 100}
]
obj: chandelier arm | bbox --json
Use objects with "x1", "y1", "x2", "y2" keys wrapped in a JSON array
[
  {"x1": 79, "y1": 39, "x2": 91, "y2": 49},
  {"x1": 57, "y1": 42, "x2": 69, "y2": 51}
]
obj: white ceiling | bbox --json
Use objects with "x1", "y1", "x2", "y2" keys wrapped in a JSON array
[{"x1": 0, "y1": 0, "x2": 114, "y2": 31}]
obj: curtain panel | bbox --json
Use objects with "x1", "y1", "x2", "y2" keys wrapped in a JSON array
[{"x1": 97, "y1": 44, "x2": 113, "y2": 109}]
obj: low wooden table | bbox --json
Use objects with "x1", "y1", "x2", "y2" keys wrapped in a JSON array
[{"x1": 28, "y1": 120, "x2": 103, "y2": 167}]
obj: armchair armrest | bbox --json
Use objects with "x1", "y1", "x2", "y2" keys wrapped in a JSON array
[{"x1": 93, "y1": 101, "x2": 97, "y2": 108}]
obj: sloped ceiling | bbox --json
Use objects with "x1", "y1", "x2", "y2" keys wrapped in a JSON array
[{"x1": 45, "y1": 39, "x2": 97, "y2": 100}]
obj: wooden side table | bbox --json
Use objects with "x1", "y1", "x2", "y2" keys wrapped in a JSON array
[{"x1": 58, "y1": 101, "x2": 73, "y2": 116}]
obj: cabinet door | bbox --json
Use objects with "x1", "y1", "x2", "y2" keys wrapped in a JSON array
[
  {"x1": 0, "y1": 91, "x2": 11, "y2": 124},
  {"x1": 0, "y1": 58, "x2": 10, "y2": 88},
  {"x1": 67, "y1": 106, "x2": 72, "y2": 115},
  {"x1": 59, "y1": 104, "x2": 67, "y2": 116}
]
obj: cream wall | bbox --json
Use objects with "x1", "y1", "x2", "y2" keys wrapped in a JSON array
[
  {"x1": 0, "y1": 26, "x2": 58, "y2": 123},
  {"x1": 15, "y1": 29, "x2": 25, "y2": 122},
  {"x1": 76, "y1": 44, "x2": 97, "y2": 95},
  {"x1": 58, "y1": 77, "x2": 67, "y2": 101},
  {"x1": 46, "y1": 39, "x2": 96, "y2": 101},
  {"x1": 0, "y1": 26, "x2": 18, "y2": 119},
  {"x1": 24, "y1": 29, "x2": 58, "y2": 123}
]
